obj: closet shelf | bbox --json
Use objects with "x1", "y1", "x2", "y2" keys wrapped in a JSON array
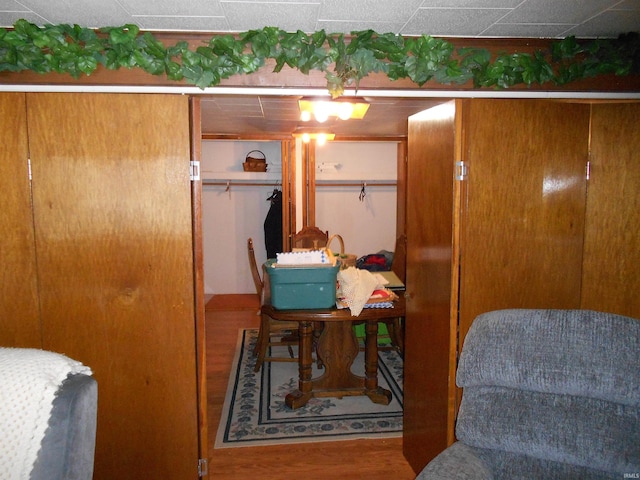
[
  {"x1": 316, "y1": 172, "x2": 396, "y2": 182},
  {"x1": 202, "y1": 171, "x2": 281, "y2": 182}
]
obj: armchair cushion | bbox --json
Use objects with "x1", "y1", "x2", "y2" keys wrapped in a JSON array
[
  {"x1": 420, "y1": 442, "x2": 621, "y2": 480},
  {"x1": 456, "y1": 309, "x2": 640, "y2": 406},
  {"x1": 456, "y1": 386, "x2": 639, "y2": 473},
  {"x1": 418, "y1": 309, "x2": 640, "y2": 480},
  {"x1": 476, "y1": 448, "x2": 622, "y2": 479}
]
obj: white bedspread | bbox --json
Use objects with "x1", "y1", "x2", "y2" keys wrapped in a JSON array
[{"x1": 0, "y1": 348, "x2": 92, "y2": 480}]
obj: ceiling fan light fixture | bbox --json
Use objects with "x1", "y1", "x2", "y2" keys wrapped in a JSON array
[{"x1": 298, "y1": 97, "x2": 369, "y2": 122}]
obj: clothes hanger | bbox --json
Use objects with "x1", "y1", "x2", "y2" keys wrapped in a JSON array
[
  {"x1": 267, "y1": 182, "x2": 282, "y2": 203},
  {"x1": 359, "y1": 182, "x2": 367, "y2": 202}
]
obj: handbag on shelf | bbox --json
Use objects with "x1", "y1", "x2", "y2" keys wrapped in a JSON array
[{"x1": 326, "y1": 234, "x2": 357, "y2": 269}]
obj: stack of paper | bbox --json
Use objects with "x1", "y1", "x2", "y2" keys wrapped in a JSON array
[{"x1": 275, "y1": 248, "x2": 336, "y2": 266}]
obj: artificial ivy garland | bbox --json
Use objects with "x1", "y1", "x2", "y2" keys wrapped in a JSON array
[{"x1": 0, "y1": 20, "x2": 638, "y2": 96}]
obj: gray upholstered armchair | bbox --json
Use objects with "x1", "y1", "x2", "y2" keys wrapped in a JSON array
[
  {"x1": 417, "y1": 309, "x2": 640, "y2": 480},
  {"x1": 0, "y1": 348, "x2": 97, "y2": 480}
]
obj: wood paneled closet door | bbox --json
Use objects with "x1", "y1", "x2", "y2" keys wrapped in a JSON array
[
  {"x1": 403, "y1": 99, "x2": 590, "y2": 474},
  {"x1": 403, "y1": 100, "x2": 458, "y2": 472},
  {"x1": 0, "y1": 93, "x2": 41, "y2": 347},
  {"x1": 457, "y1": 99, "x2": 590, "y2": 348},
  {"x1": 582, "y1": 103, "x2": 640, "y2": 318},
  {"x1": 26, "y1": 93, "x2": 201, "y2": 479}
]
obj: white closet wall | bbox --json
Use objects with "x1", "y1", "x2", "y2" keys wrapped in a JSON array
[
  {"x1": 202, "y1": 140, "x2": 282, "y2": 294},
  {"x1": 316, "y1": 141, "x2": 397, "y2": 259}
]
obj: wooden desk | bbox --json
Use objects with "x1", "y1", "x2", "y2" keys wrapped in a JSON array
[{"x1": 261, "y1": 297, "x2": 405, "y2": 409}]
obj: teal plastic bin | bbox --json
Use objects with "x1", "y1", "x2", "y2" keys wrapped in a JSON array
[{"x1": 264, "y1": 259, "x2": 339, "y2": 309}]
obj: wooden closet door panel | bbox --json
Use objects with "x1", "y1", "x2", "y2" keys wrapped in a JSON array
[
  {"x1": 0, "y1": 93, "x2": 41, "y2": 347},
  {"x1": 582, "y1": 103, "x2": 640, "y2": 318},
  {"x1": 189, "y1": 96, "x2": 209, "y2": 468},
  {"x1": 403, "y1": 101, "x2": 457, "y2": 473},
  {"x1": 27, "y1": 93, "x2": 199, "y2": 479},
  {"x1": 459, "y1": 99, "x2": 590, "y2": 345}
]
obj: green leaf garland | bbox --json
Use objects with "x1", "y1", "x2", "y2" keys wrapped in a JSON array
[{"x1": 1, "y1": 20, "x2": 638, "y2": 95}]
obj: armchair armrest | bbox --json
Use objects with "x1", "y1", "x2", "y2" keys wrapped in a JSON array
[{"x1": 416, "y1": 442, "x2": 494, "y2": 480}]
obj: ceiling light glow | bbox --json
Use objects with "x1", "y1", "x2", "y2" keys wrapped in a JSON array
[{"x1": 298, "y1": 97, "x2": 370, "y2": 122}]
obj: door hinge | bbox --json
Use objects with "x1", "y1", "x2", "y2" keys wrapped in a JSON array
[
  {"x1": 455, "y1": 160, "x2": 467, "y2": 181},
  {"x1": 190, "y1": 160, "x2": 201, "y2": 181},
  {"x1": 198, "y1": 458, "x2": 208, "y2": 477},
  {"x1": 586, "y1": 160, "x2": 591, "y2": 180}
]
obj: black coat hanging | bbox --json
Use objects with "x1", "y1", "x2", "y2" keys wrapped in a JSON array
[{"x1": 264, "y1": 188, "x2": 283, "y2": 259}]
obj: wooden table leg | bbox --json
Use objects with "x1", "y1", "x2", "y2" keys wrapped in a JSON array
[
  {"x1": 364, "y1": 320, "x2": 392, "y2": 405},
  {"x1": 285, "y1": 318, "x2": 392, "y2": 409},
  {"x1": 285, "y1": 320, "x2": 314, "y2": 409},
  {"x1": 313, "y1": 321, "x2": 361, "y2": 393}
]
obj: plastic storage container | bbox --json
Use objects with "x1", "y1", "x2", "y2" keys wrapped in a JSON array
[{"x1": 264, "y1": 259, "x2": 339, "y2": 309}]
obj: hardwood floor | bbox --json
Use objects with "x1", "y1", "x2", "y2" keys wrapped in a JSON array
[{"x1": 205, "y1": 301, "x2": 416, "y2": 479}]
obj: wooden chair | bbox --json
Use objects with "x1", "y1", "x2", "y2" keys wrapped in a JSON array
[
  {"x1": 247, "y1": 238, "x2": 298, "y2": 372},
  {"x1": 291, "y1": 226, "x2": 328, "y2": 249},
  {"x1": 247, "y1": 237, "x2": 264, "y2": 306},
  {"x1": 290, "y1": 226, "x2": 330, "y2": 364}
]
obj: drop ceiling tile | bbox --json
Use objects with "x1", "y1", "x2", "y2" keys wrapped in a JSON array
[
  {"x1": 0, "y1": 0, "x2": 29, "y2": 10},
  {"x1": 482, "y1": 23, "x2": 573, "y2": 38},
  {"x1": 612, "y1": 0, "x2": 640, "y2": 10},
  {"x1": 501, "y1": 0, "x2": 614, "y2": 24},
  {"x1": 318, "y1": 0, "x2": 424, "y2": 23},
  {"x1": 220, "y1": 1, "x2": 320, "y2": 32},
  {"x1": 565, "y1": 10, "x2": 640, "y2": 37},
  {"x1": 2, "y1": 0, "x2": 636, "y2": 39},
  {"x1": 0, "y1": 12, "x2": 45, "y2": 26},
  {"x1": 221, "y1": 0, "x2": 319, "y2": 3},
  {"x1": 118, "y1": 0, "x2": 224, "y2": 16},
  {"x1": 422, "y1": 0, "x2": 521, "y2": 7},
  {"x1": 401, "y1": 8, "x2": 508, "y2": 36},
  {"x1": 316, "y1": 20, "x2": 405, "y2": 34},
  {"x1": 135, "y1": 16, "x2": 229, "y2": 32},
  {"x1": 16, "y1": 0, "x2": 131, "y2": 27}
]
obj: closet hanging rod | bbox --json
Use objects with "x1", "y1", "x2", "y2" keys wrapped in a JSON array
[
  {"x1": 315, "y1": 181, "x2": 397, "y2": 187},
  {"x1": 202, "y1": 180, "x2": 280, "y2": 187}
]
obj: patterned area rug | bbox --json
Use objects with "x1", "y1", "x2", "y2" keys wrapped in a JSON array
[{"x1": 215, "y1": 328, "x2": 403, "y2": 448}]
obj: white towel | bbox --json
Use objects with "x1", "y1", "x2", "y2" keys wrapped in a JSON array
[
  {"x1": 0, "y1": 348, "x2": 92, "y2": 480},
  {"x1": 337, "y1": 267, "x2": 379, "y2": 316}
]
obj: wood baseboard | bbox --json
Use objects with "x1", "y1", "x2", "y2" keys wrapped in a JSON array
[{"x1": 205, "y1": 294, "x2": 260, "y2": 311}]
